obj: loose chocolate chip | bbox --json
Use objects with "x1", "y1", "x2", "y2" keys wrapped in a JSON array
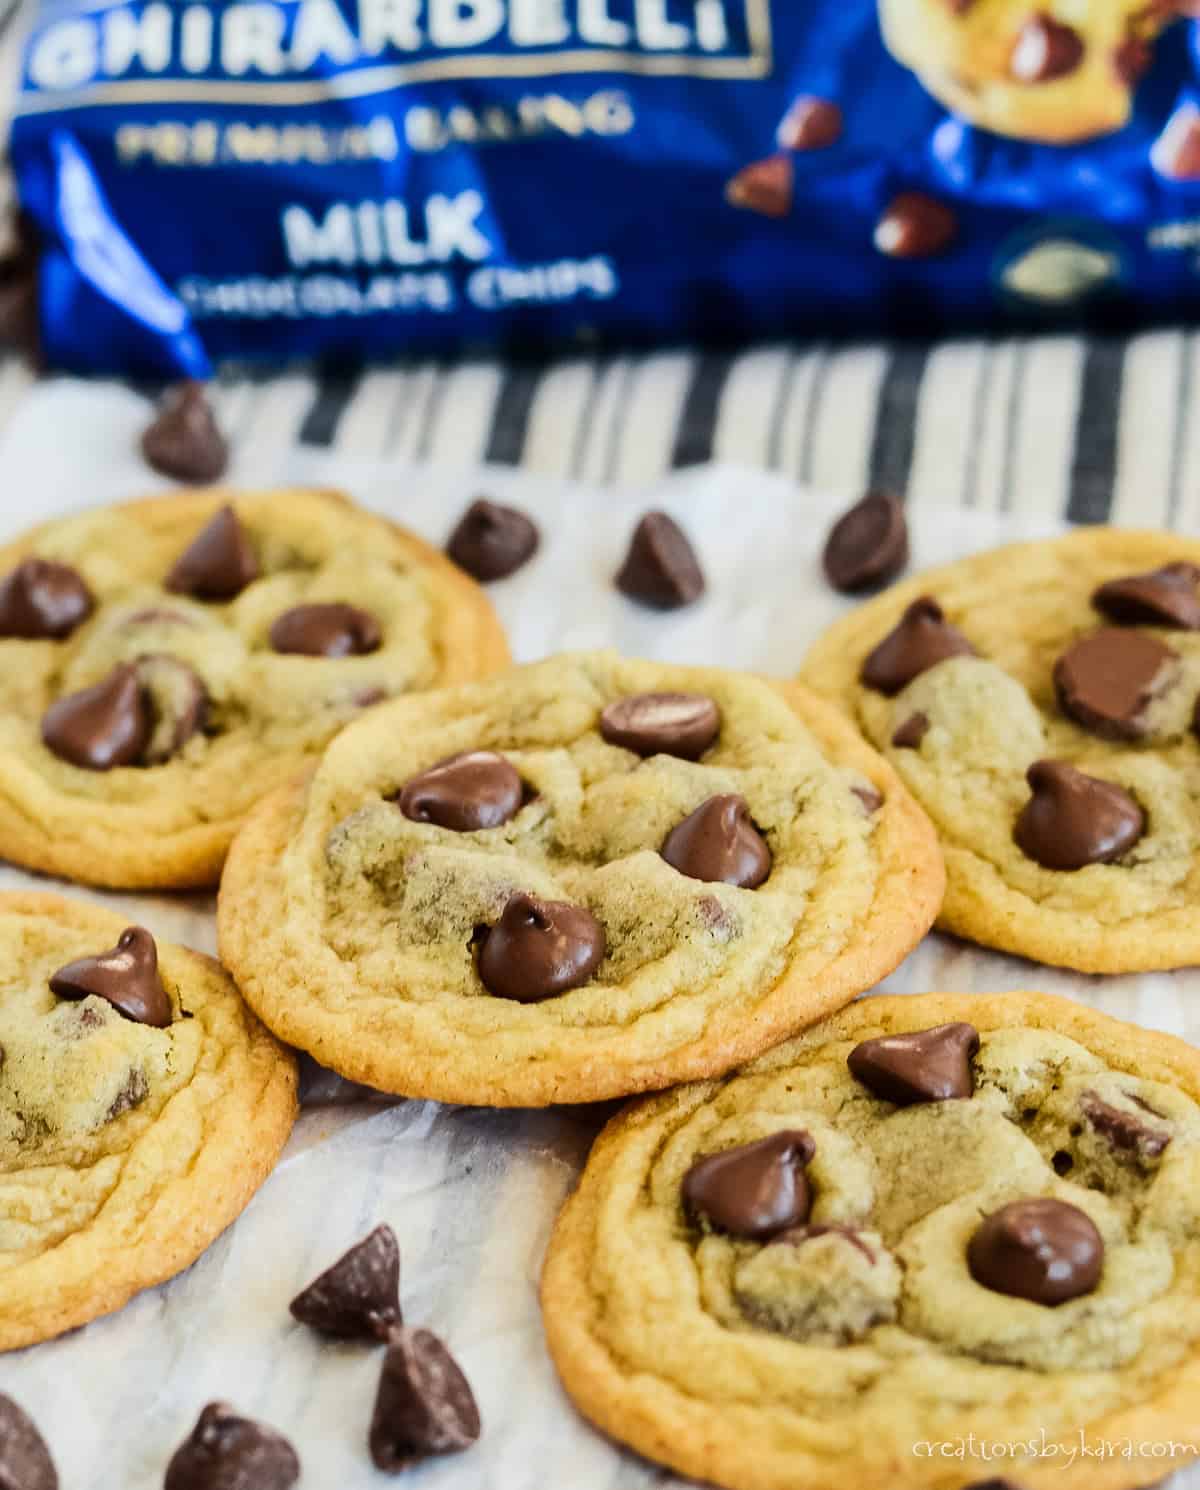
[
  {"x1": 776, "y1": 97, "x2": 843, "y2": 151},
  {"x1": 136, "y1": 655, "x2": 209, "y2": 765},
  {"x1": 725, "y1": 155, "x2": 793, "y2": 218},
  {"x1": 874, "y1": 192, "x2": 957, "y2": 259},
  {"x1": 0, "y1": 558, "x2": 93, "y2": 640},
  {"x1": 49, "y1": 926, "x2": 172, "y2": 1029},
  {"x1": 860, "y1": 596, "x2": 975, "y2": 695},
  {"x1": 1154, "y1": 104, "x2": 1200, "y2": 180},
  {"x1": 968, "y1": 1198, "x2": 1103, "y2": 1306},
  {"x1": 164, "y1": 1403, "x2": 299, "y2": 1490},
  {"x1": 166, "y1": 505, "x2": 259, "y2": 600},
  {"x1": 661, "y1": 795, "x2": 771, "y2": 889},
  {"x1": 822, "y1": 491, "x2": 908, "y2": 595},
  {"x1": 0, "y1": 1393, "x2": 57, "y2": 1490},
  {"x1": 370, "y1": 1327, "x2": 480, "y2": 1473},
  {"x1": 1080, "y1": 1091, "x2": 1171, "y2": 1161},
  {"x1": 599, "y1": 692, "x2": 720, "y2": 760},
  {"x1": 891, "y1": 712, "x2": 929, "y2": 750},
  {"x1": 269, "y1": 603, "x2": 382, "y2": 658},
  {"x1": 290, "y1": 1223, "x2": 402, "y2": 1342},
  {"x1": 1053, "y1": 628, "x2": 1178, "y2": 740},
  {"x1": 682, "y1": 1131, "x2": 816, "y2": 1241},
  {"x1": 852, "y1": 782, "x2": 884, "y2": 814},
  {"x1": 1092, "y1": 563, "x2": 1200, "y2": 630},
  {"x1": 1014, "y1": 760, "x2": 1145, "y2": 871},
  {"x1": 1113, "y1": 36, "x2": 1152, "y2": 85},
  {"x1": 445, "y1": 498, "x2": 539, "y2": 582},
  {"x1": 41, "y1": 663, "x2": 151, "y2": 771},
  {"x1": 141, "y1": 382, "x2": 229, "y2": 485},
  {"x1": 396, "y1": 751, "x2": 524, "y2": 832},
  {"x1": 848, "y1": 1022, "x2": 980, "y2": 1105},
  {"x1": 1011, "y1": 15, "x2": 1085, "y2": 82},
  {"x1": 476, "y1": 893, "x2": 605, "y2": 1003},
  {"x1": 615, "y1": 512, "x2": 705, "y2": 610}
]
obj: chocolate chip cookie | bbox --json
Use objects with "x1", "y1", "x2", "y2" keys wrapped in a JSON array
[
  {"x1": 0, "y1": 892, "x2": 296, "y2": 1351},
  {"x1": 0, "y1": 490, "x2": 508, "y2": 889},
  {"x1": 878, "y1": 0, "x2": 1179, "y2": 144},
  {"x1": 217, "y1": 653, "x2": 942, "y2": 1107},
  {"x1": 542, "y1": 991, "x2": 1200, "y2": 1490},
  {"x1": 802, "y1": 528, "x2": 1200, "y2": 973}
]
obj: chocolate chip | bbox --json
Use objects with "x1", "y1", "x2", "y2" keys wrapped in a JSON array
[
  {"x1": 369, "y1": 1328, "x2": 481, "y2": 1474},
  {"x1": 661, "y1": 795, "x2": 771, "y2": 889},
  {"x1": 396, "y1": 751, "x2": 523, "y2": 832},
  {"x1": 290, "y1": 1224, "x2": 401, "y2": 1341},
  {"x1": 269, "y1": 603, "x2": 382, "y2": 658},
  {"x1": 682, "y1": 1131, "x2": 816, "y2": 1241},
  {"x1": 141, "y1": 382, "x2": 229, "y2": 485},
  {"x1": 166, "y1": 505, "x2": 259, "y2": 600},
  {"x1": 476, "y1": 893, "x2": 605, "y2": 1003},
  {"x1": 1154, "y1": 104, "x2": 1200, "y2": 180},
  {"x1": 725, "y1": 156, "x2": 793, "y2": 217},
  {"x1": 1080, "y1": 1091, "x2": 1171, "y2": 1161},
  {"x1": 599, "y1": 692, "x2": 720, "y2": 760},
  {"x1": 848, "y1": 1022, "x2": 980, "y2": 1105},
  {"x1": 135, "y1": 655, "x2": 208, "y2": 765},
  {"x1": 1011, "y1": 16, "x2": 1085, "y2": 83},
  {"x1": 615, "y1": 512, "x2": 705, "y2": 610},
  {"x1": 1014, "y1": 760, "x2": 1145, "y2": 871},
  {"x1": 852, "y1": 782, "x2": 884, "y2": 814},
  {"x1": 822, "y1": 491, "x2": 909, "y2": 594},
  {"x1": 1054, "y1": 628, "x2": 1178, "y2": 740},
  {"x1": 1113, "y1": 36, "x2": 1152, "y2": 85},
  {"x1": 164, "y1": 1403, "x2": 299, "y2": 1490},
  {"x1": 1092, "y1": 563, "x2": 1200, "y2": 630},
  {"x1": 860, "y1": 596, "x2": 975, "y2": 695},
  {"x1": 891, "y1": 712, "x2": 929, "y2": 750},
  {"x1": 965, "y1": 1482, "x2": 1025, "y2": 1490},
  {"x1": 41, "y1": 663, "x2": 151, "y2": 771},
  {"x1": 772, "y1": 1223, "x2": 877, "y2": 1265},
  {"x1": 446, "y1": 498, "x2": 539, "y2": 582},
  {"x1": 0, "y1": 1393, "x2": 57, "y2": 1490},
  {"x1": 874, "y1": 193, "x2": 957, "y2": 259},
  {"x1": 49, "y1": 926, "x2": 172, "y2": 1028},
  {"x1": 106, "y1": 1069, "x2": 149, "y2": 1121},
  {"x1": 967, "y1": 1198, "x2": 1103, "y2": 1306},
  {"x1": 0, "y1": 558, "x2": 93, "y2": 639},
  {"x1": 777, "y1": 97, "x2": 843, "y2": 151}
]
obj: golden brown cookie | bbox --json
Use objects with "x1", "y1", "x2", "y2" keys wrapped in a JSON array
[
  {"x1": 0, "y1": 891, "x2": 297, "y2": 1351},
  {"x1": 0, "y1": 489, "x2": 508, "y2": 890},
  {"x1": 542, "y1": 991, "x2": 1200, "y2": 1490},
  {"x1": 802, "y1": 528, "x2": 1200, "y2": 973},
  {"x1": 217, "y1": 653, "x2": 942, "y2": 1108}
]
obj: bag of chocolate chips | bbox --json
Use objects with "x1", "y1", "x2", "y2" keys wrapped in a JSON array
[{"x1": 11, "y1": 0, "x2": 1200, "y2": 376}]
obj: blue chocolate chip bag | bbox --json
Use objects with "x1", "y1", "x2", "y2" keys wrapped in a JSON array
[{"x1": 12, "y1": 0, "x2": 1200, "y2": 377}]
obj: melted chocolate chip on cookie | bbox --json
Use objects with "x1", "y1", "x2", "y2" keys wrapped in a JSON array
[
  {"x1": 269, "y1": 603, "x2": 382, "y2": 658},
  {"x1": 0, "y1": 557, "x2": 93, "y2": 640},
  {"x1": 1054, "y1": 628, "x2": 1178, "y2": 740},
  {"x1": 396, "y1": 751, "x2": 524, "y2": 832},
  {"x1": 476, "y1": 893, "x2": 605, "y2": 1003},
  {"x1": 290, "y1": 1224, "x2": 402, "y2": 1342},
  {"x1": 1010, "y1": 16, "x2": 1085, "y2": 83},
  {"x1": 599, "y1": 692, "x2": 720, "y2": 760},
  {"x1": 661, "y1": 795, "x2": 771, "y2": 889},
  {"x1": 41, "y1": 664, "x2": 151, "y2": 771},
  {"x1": 968, "y1": 1198, "x2": 1103, "y2": 1306},
  {"x1": 446, "y1": 498, "x2": 539, "y2": 582},
  {"x1": 848, "y1": 1023, "x2": 980, "y2": 1105},
  {"x1": 682, "y1": 1132, "x2": 816, "y2": 1241},
  {"x1": 615, "y1": 512, "x2": 706, "y2": 610},
  {"x1": 141, "y1": 382, "x2": 229, "y2": 485},
  {"x1": 1014, "y1": 761, "x2": 1145, "y2": 871},
  {"x1": 891, "y1": 712, "x2": 929, "y2": 750},
  {"x1": 136, "y1": 655, "x2": 208, "y2": 765},
  {"x1": 164, "y1": 1403, "x2": 299, "y2": 1490},
  {"x1": 860, "y1": 597, "x2": 975, "y2": 694},
  {"x1": 1092, "y1": 563, "x2": 1200, "y2": 630},
  {"x1": 369, "y1": 1328, "x2": 481, "y2": 1473},
  {"x1": 166, "y1": 505, "x2": 260, "y2": 600},
  {"x1": 1080, "y1": 1091, "x2": 1172, "y2": 1161},
  {"x1": 0, "y1": 1394, "x2": 57, "y2": 1490},
  {"x1": 49, "y1": 926, "x2": 172, "y2": 1029}
]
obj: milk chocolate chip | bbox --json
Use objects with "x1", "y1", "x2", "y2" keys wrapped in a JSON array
[
  {"x1": 50, "y1": 926, "x2": 172, "y2": 1028},
  {"x1": 968, "y1": 1198, "x2": 1103, "y2": 1306},
  {"x1": 661, "y1": 795, "x2": 771, "y2": 889},
  {"x1": 396, "y1": 752, "x2": 523, "y2": 832},
  {"x1": 860, "y1": 597, "x2": 975, "y2": 694},
  {"x1": 615, "y1": 512, "x2": 706, "y2": 610},
  {"x1": 1113, "y1": 36, "x2": 1152, "y2": 85},
  {"x1": 166, "y1": 505, "x2": 259, "y2": 600},
  {"x1": 290, "y1": 1224, "x2": 401, "y2": 1342},
  {"x1": 852, "y1": 782, "x2": 884, "y2": 814},
  {"x1": 270, "y1": 603, "x2": 382, "y2": 657},
  {"x1": 446, "y1": 498, "x2": 539, "y2": 582},
  {"x1": 874, "y1": 193, "x2": 957, "y2": 259},
  {"x1": 136, "y1": 655, "x2": 208, "y2": 765},
  {"x1": 1014, "y1": 760, "x2": 1144, "y2": 871},
  {"x1": 1080, "y1": 1091, "x2": 1172, "y2": 1161},
  {"x1": 725, "y1": 156, "x2": 793, "y2": 218},
  {"x1": 891, "y1": 712, "x2": 929, "y2": 750},
  {"x1": 41, "y1": 664, "x2": 151, "y2": 771},
  {"x1": 1011, "y1": 16, "x2": 1085, "y2": 82},
  {"x1": 823, "y1": 491, "x2": 908, "y2": 594},
  {"x1": 1092, "y1": 563, "x2": 1200, "y2": 630},
  {"x1": 369, "y1": 1328, "x2": 481, "y2": 1474},
  {"x1": 0, "y1": 1394, "x2": 57, "y2": 1490},
  {"x1": 0, "y1": 558, "x2": 93, "y2": 640},
  {"x1": 848, "y1": 1023, "x2": 980, "y2": 1105},
  {"x1": 164, "y1": 1404, "x2": 299, "y2": 1490},
  {"x1": 476, "y1": 893, "x2": 605, "y2": 1003},
  {"x1": 1053, "y1": 628, "x2": 1178, "y2": 740},
  {"x1": 777, "y1": 96, "x2": 843, "y2": 151},
  {"x1": 141, "y1": 382, "x2": 229, "y2": 485},
  {"x1": 682, "y1": 1131, "x2": 816, "y2": 1241},
  {"x1": 599, "y1": 692, "x2": 720, "y2": 760}
]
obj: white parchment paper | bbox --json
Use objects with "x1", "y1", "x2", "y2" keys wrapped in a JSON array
[{"x1": 0, "y1": 379, "x2": 1195, "y2": 1489}]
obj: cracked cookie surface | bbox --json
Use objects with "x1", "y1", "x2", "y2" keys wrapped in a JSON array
[
  {"x1": 217, "y1": 653, "x2": 942, "y2": 1107},
  {"x1": 0, "y1": 489, "x2": 508, "y2": 889},
  {"x1": 541, "y1": 992, "x2": 1200, "y2": 1490},
  {"x1": 0, "y1": 892, "x2": 297, "y2": 1351}
]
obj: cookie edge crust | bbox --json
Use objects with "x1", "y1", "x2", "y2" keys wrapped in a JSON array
[
  {"x1": 0, "y1": 889, "x2": 299, "y2": 1352},
  {"x1": 539, "y1": 990, "x2": 1200, "y2": 1490},
  {"x1": 216, "y1": 667, "x2": 945, "y2": 1107},
  {"x1": 800, "y1": 527, "x2": 1200, "y2": 975},
  {"x1": 0, "y1": 488, "x2": 511, "y2": 891}
]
